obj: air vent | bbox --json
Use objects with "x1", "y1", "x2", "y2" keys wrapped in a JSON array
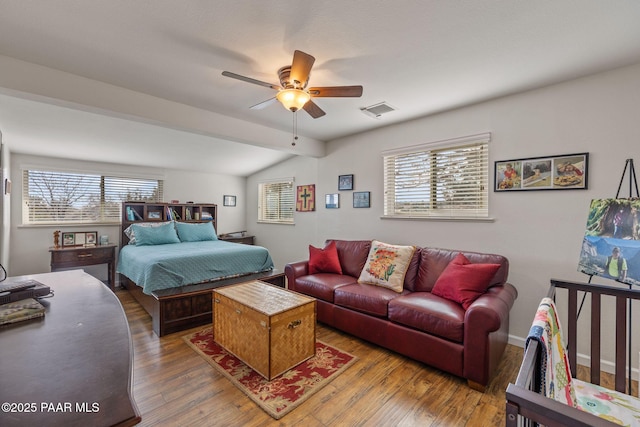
[{"x1": 361, "y1": 102, "x2": 396, "y2": 119}]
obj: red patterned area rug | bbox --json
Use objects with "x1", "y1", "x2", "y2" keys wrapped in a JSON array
[{"x1": 182, "y1": 327, "x2": 357, "y2": 420}]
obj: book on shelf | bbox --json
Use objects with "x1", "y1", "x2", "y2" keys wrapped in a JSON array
[{"x1": 0, "y1": 298, "x2": 45, "y2": 325}]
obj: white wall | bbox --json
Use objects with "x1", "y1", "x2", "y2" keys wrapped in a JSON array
[
  {"x1": 10, "y1": 153, "x2": 246, "y2": 278},
  {"x1": 248, "y1": 62, "x2": 640, "y2": 369},
  {"x1": 0, "y1": 141, "x2": 10, "y2": 271}
]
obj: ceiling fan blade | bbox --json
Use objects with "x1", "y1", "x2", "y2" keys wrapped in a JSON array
[
  {"x1": 289, "y1": 50, "x2": 315, "y2": 87},
  {"x1": 308, "y1": 86, "x2": 363, "y2": 97},
  {"x1": 303, "y1": 100, "x2": 326, "y2": 119},
  {"x1": 249, "y1": 97, "x2": 278, "y2": 110},
  {"x1": 221, "y1": 71, "x2": 280, "y2": 90}
]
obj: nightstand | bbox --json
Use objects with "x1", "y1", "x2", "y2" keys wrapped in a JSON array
[
  {"x1": 49, "y1": 244, "x2": 117, "y2": 290},
  {"x1": 219, "y1": 235, "x2": 255, "y2": 245}
]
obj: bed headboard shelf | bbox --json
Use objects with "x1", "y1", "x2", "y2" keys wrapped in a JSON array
[{"x1": 121, "y1": 201, "x2": 217, "y2": 247}]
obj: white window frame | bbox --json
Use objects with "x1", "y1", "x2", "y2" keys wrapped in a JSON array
[
  {"x1": 382, "y1": 133, "x2": 492, "y2": 221},
  {"x1": 258, "y1": 177, "x2": 295, "y2": 225},
  {"x1": 22, "y1": 168, "x2": 164, "y2": 225}
]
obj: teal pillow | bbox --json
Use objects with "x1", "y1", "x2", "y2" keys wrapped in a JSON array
[
  {"x1": 132, "y1": 222, "x2": 180, "y2": 246},
  {"x1": 175, "y1": 221, "x2": 218, "y2": 242}
]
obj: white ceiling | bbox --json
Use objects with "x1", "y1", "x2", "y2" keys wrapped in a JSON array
[{"x1": 1, "y1": 0, "x2": 640, "y2": 176}]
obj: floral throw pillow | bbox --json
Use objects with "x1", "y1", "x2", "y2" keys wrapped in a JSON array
[{"x1": 358, "y1": 240, "x2": 416, "y2": 292}]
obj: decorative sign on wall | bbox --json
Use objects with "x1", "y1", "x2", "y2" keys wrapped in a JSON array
[
  {"x1": 296, "y1": 184, "x2": 316, "y2": 212},
  {"x1": 494, "y1": 152, "x2": 588, "y2": 191}
]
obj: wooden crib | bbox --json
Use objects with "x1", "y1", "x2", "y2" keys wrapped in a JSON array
[{"x1": 505, "y1": 279, "x2": 640, "y2": 427}]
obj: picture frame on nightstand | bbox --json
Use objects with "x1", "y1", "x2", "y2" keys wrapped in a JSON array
[{"x1": 62, "y1": 232, "x2": 75, "y2": 247}]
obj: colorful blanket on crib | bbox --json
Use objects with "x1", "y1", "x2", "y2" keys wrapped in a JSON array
[{"x1": 526, "y1": 297, "x2": 576, "y2": 406}]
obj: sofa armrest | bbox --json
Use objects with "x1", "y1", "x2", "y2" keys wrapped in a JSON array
[
  {"x1": 463, "y1": 282, "x2": 518, "y2": 387},
  {"x1": 284, "y1": 260, "x2": 309, "y2": 292}
]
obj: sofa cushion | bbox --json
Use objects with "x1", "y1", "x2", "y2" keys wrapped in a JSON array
[
  {"x1": 308, "y1": 241, "x2": 343, "y2": 275},
  {"x1": 388, "y1": 292, "x2": 465, "y2": 343},
  {"x1": 326, "y1": 239, "x2": 371, "y2": 278},
  {"x1": 431, "y1": 253, "x2": 501, "y2": 310},
  {"x1": 358, "y1": 240, "x2": 416, "y2": 292},
  {"x1": 414, "y1": 247, "x2": 509, "y2": 292},
  {"x1": 401, "y1": 247, "x2": 422, "y2": 292},
  {"x1": 293, "y1": 274, "x2": 356, "y2": 303},
  {"x1": 334, "y1": 283, "x2": 408, "y2": 318}
]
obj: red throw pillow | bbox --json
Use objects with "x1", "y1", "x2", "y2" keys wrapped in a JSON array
[
  {"x1": 431, "y1": 253, "x2": 501, "y2": 310},
  {"x1": 308, "y1": 241, "x2": 343, "y2": 275}
]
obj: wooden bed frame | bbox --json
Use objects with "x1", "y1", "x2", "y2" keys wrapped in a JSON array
[
  {"x1": 118, "y1": 201, "x2": 284, "y2": 336},
  {"x1": 120, "y1": 269, "x2": 285, "y2": 337},
  {"x1": 506, "y1": 279, "x2": 639, "y2": 426}
]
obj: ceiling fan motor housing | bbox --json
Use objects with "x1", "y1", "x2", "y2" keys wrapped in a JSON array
[{"x1": 278, "y1": 66, "x2": 308, "y2": 89}]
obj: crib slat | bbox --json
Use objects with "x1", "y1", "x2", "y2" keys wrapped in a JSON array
[
  {"x1": 590, "y1": 292, "x2": 601, "y2": 385},
  {"x1": 615, "y1": 295, "x2": 627, "y2": 393},
  {"x1": 567, "y1": 288, "x2": 578, "y2": 378}
]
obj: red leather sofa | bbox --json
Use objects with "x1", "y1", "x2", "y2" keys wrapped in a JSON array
[{"x1": 284, "y1": 239, "x2": 518, "y2": 390}]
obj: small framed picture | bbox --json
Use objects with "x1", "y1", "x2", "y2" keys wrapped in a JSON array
[
  {"x1": 353, "y1": 191, "x2": 370, "y2": 208},
  {"x1": 223, "y1": 195, "x2": 237, "y2": 207},
  {"x1": 325, "y1": 193, "x2": 340, "y2": 209},
  {"x1": 62, "y1": 232, "x2": 75, "y2": 247},
  {"x1": 85, "y1": 232, "x2": 98, "y2": 246},
  {"x1": 338, "y1": 174, "x2": 354, "y2": 191},
  {"x1": 75, "y1": 232, "x2": 86, "y2": 246}
]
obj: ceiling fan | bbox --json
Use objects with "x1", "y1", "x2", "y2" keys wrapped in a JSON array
[{"x1": 222, "y1": 50, "x2": 363, "y2": 119}]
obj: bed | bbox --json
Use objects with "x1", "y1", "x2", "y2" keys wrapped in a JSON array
[{"x1": 117, "y1": 218, "x2": 283, "y2": 336}]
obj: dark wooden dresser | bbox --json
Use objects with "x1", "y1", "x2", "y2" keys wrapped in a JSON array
[
  {"x1": 0, "y1": 270, "x2": 140, "y2": 427},
  {"x1": 49, "y1": 244, "x2": 117, "y2": 290}
]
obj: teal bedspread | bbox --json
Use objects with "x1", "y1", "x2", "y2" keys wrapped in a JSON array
[{"x1": 117, "y1": 240, "x2": 274, "y2": 295}]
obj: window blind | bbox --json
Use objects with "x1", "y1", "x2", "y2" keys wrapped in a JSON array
[
  {"x1": 383, "y1": 134, "x2": 490, "y2": 219},
  {"x1": 258, "y1": 179, "x2": 294, "y2": 224},
  {"x1": 23, "y1": 169, "x2": 163, "y2": 224}
]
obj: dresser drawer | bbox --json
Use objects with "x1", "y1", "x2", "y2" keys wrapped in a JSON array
[{"x1": 51, "y1": 247, "x2": 113, "y2": 264}]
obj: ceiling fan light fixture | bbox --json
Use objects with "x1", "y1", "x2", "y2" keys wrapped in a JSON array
[{"x1": 276, "y1": 88, "x2": 310, "y2": 112}]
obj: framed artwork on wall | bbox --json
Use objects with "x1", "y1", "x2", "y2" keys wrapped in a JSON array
[
  {"x1": 296, "y1": 184, "x2": 316, "y2": 212},
  {"x1": 338, "y1": 174, "x2": 354, "y2": 191},
  {"x1": 325, "y1": 193, "x2": 339, "y2": 209},
  {"x1": 495, "y1": 152, "x2": 588, "y2": 191},
  {"x1": 353, "y1": 191, "x2": 370, "y2": 208},
  {"x1": 223, "y1": 195, "x2": 237, "y2": 207}
]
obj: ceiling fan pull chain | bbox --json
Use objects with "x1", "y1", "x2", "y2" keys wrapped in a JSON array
[{"x1": 292, "y1": 112, "x2": 299, "y2": 146}]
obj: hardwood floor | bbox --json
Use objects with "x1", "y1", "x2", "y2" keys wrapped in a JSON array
[{"x1": 117, "y1": 288, "x2": 522, "y2": 426}]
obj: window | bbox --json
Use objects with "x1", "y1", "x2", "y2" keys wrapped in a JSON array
[
  {"x1": 383, "y1": 133, "x2": 490, "y2": 219},
  {"x1": 23, "y1": 169, "x2": 163, "y2": 225},
  {"x1": 258, "y1": 178, "x2": 294, "y2": 224}
]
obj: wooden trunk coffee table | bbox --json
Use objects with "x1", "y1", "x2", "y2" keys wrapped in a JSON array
[{"x1": 213, "y1": 280, "x2": 316, "y2": 380}]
